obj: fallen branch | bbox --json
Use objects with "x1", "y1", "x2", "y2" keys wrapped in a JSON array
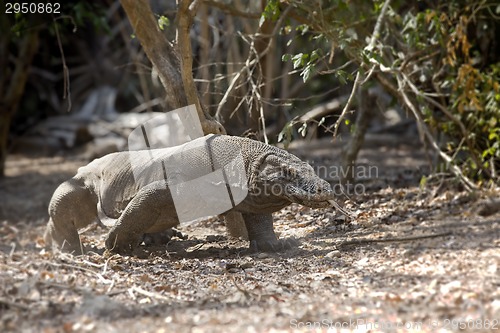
[
  {"x1": 230, "y1": 275, "x2": 252, "y2": 299},
  {"x1": 47, "y1": 260, "x2": 114, "y2": 285},
  {"x1": 328, "y1": 199, "x2": 353, "y2": 218},
  {"x1": 337, "y1": 231, "x2": 452, "y2": 248}
]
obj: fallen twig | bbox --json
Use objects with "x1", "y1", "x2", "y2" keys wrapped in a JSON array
[
  {"x1": 337, "y1": 231, "x2": 452, "y2": 248},
  {"x1": 48, "y1": 261, "x2": 114, "y2": 285},
  {"x1": 230, "y1": 275, "x2": 252, "y2": 299},
  {"x1": 0, "y1": 298, "x2": 31, "y2": 311},
  {"x1": 129, "y1": 286, "x2": 172, "y2": 302},
  {"x1": 329, "y1": 199, "x2": 353, "y2": 218}
]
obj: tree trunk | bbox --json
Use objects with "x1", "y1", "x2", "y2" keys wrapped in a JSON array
[
  {"x1": 0, "y1": 29, "x2": 39, "y2": 177},
  {"x1": 0, "y1": 113, "x2": 11, "y2": 177},
  {"x1": 340, "y1": 88, "x2": 373, "y2": 186},
  {"x1": 120, "y1": 0, "x2": 223, "y2": 134},
  {"x1": 120, "y1": 0, "x2": 186, "y2": 109}
]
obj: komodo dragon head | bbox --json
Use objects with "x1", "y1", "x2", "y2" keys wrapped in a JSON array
[{"x1": 246, "y1": 148, "x2": 334, "y2": 210}]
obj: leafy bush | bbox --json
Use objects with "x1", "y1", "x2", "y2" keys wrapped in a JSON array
[{"x1": 279, "y1": 0, "x2": 500, "y2": 185}]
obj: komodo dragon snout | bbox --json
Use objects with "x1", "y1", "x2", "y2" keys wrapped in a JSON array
[
  {"x1": 44, "y1": 134, "x2": 341, "y2": 255},
  {"x1": 253, "y1": 154, "x2": 333, "y2": 209}
]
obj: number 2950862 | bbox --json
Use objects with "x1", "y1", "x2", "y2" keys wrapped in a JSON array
[{"x1": 5, "y1": 3, "x2": 60, "y2": 14}]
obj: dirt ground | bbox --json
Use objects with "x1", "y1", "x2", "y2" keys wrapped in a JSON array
[{"x1": 1, "y1": 135, "x2": 499, "y2": 333}]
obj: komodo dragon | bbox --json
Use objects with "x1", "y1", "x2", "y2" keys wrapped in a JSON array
[{"x1": 44, "y1": 134, "x2": 336, "y2": 255}]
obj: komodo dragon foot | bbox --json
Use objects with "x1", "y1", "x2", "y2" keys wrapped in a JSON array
[
  {"x1": 249, "y1": 237, "x2": 299, "y2": 252},
  {"x1": 242, "y1": 213, "x2": 299, "y2": 252}
]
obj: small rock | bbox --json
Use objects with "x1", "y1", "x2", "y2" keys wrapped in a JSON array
[
  {"x1": 388, "y1": 215, "x2": 400, "y2": 223},
  {"x1": 325, "y1": 250, "x2": 341, "y2": 258},
  {"x1": 206, "y1": 235, "x2": 218, "y2": 242},
  {"x1": 476, "y1": 198, "x2": 500, "y2": 216},
  {"x1": 226, "y1": 267, "x2": 241, "y2": 273},
  {"x1": 240, "y1": 261, "x2": 254, "y2": 269}
]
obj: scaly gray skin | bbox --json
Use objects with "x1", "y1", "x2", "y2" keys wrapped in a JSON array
[{"x1": 44, "y1": 134, "x2": 334, "y2": 255}]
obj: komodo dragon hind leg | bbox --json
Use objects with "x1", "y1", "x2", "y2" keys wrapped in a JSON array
[
  {"x1": 45, "y1": 178, "x2": 98, "y2": 255},
  {"x1": 224, "y1": 210, "x2": 249, "y2": 240},
  {"x1": 242, "y1": 213, "x2": 299, "y2": 252},
  {"x1": 105, "y1": 186, "x2": 176, "y2": 254}
]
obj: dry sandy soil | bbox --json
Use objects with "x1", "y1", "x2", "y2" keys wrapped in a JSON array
[{"x1": 1, "y1": 135, "x2": 499, "y2": 332}]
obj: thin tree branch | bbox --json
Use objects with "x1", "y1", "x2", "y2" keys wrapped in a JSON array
[
  {"x1": 395, "y1": 74, "x2": 477, "y2": 191},
  {"x1": 53, "y1": 15, "x2": 75, "y2": 112},
  {"x1": 204, "y1": 0, "x2": 261, "y2": 19},
  {"x1": 401, "y1": 72, "x2": 492, "y2": 179},
  {"x1": 245, "y1": 41, "x2": 267, "y2": 143},
  {"x1": 327, "y1": 0, "x2": 391, "y2": 137},
  {"x1": 215, "y1": 6, "x2": 291, "y2": 120},
  {"x1": 177, "y1": 0, "x2": 204, "y2": 114},
  {"x1": 177, "y1": 0, "x2": 225, "y2": 134}
]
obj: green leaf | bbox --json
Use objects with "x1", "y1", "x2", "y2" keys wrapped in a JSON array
[
  {"x1": 310, "y1": 49, "x2": 320, "y2": 62},
  {"x1": 158, "y1": 16, "x2": 170, "y2": 31},
  {"x1": 335, "y1": 70, "x2": 348, "y2": 85},
  {"x1": 292, "y1": 53, "x2": 307, "y2": 69},
  {"x1": 489, "y1": 117, "x2": 498, "y2": 128},
  {"x1": 278, "y1": 122, "x2": 293, "y2": 149},
  {"x1": 419, "y1": 175, "x2": 428, "y2": 189},
  {"x1": 300, "y1": 64, "x2": 315, "y2": 82},
  {"x1": 277, "y1": 129, "x2": 285, "y2": 142},
  {"x1": 261, "y1": 0, "x2": 280, "y2": 25},
  {"x1": 259, "y1": 15, "x2": 266, "y2": 27}
]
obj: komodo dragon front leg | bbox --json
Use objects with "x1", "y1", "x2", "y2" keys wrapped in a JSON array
[
  {"x1": 242, "y1": 213, "x2": 298, "y2": 251},
  {"x1": 104, "y1": 183, "x2": 178, "y2": 254}
]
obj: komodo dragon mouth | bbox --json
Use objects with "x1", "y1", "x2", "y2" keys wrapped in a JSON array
[
  {"x1": 285, "y1": 182, "x2": 352, "y2": 217},
  {"x1": 284, "y1": 181, "x2": 334, "y2": 208}
]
